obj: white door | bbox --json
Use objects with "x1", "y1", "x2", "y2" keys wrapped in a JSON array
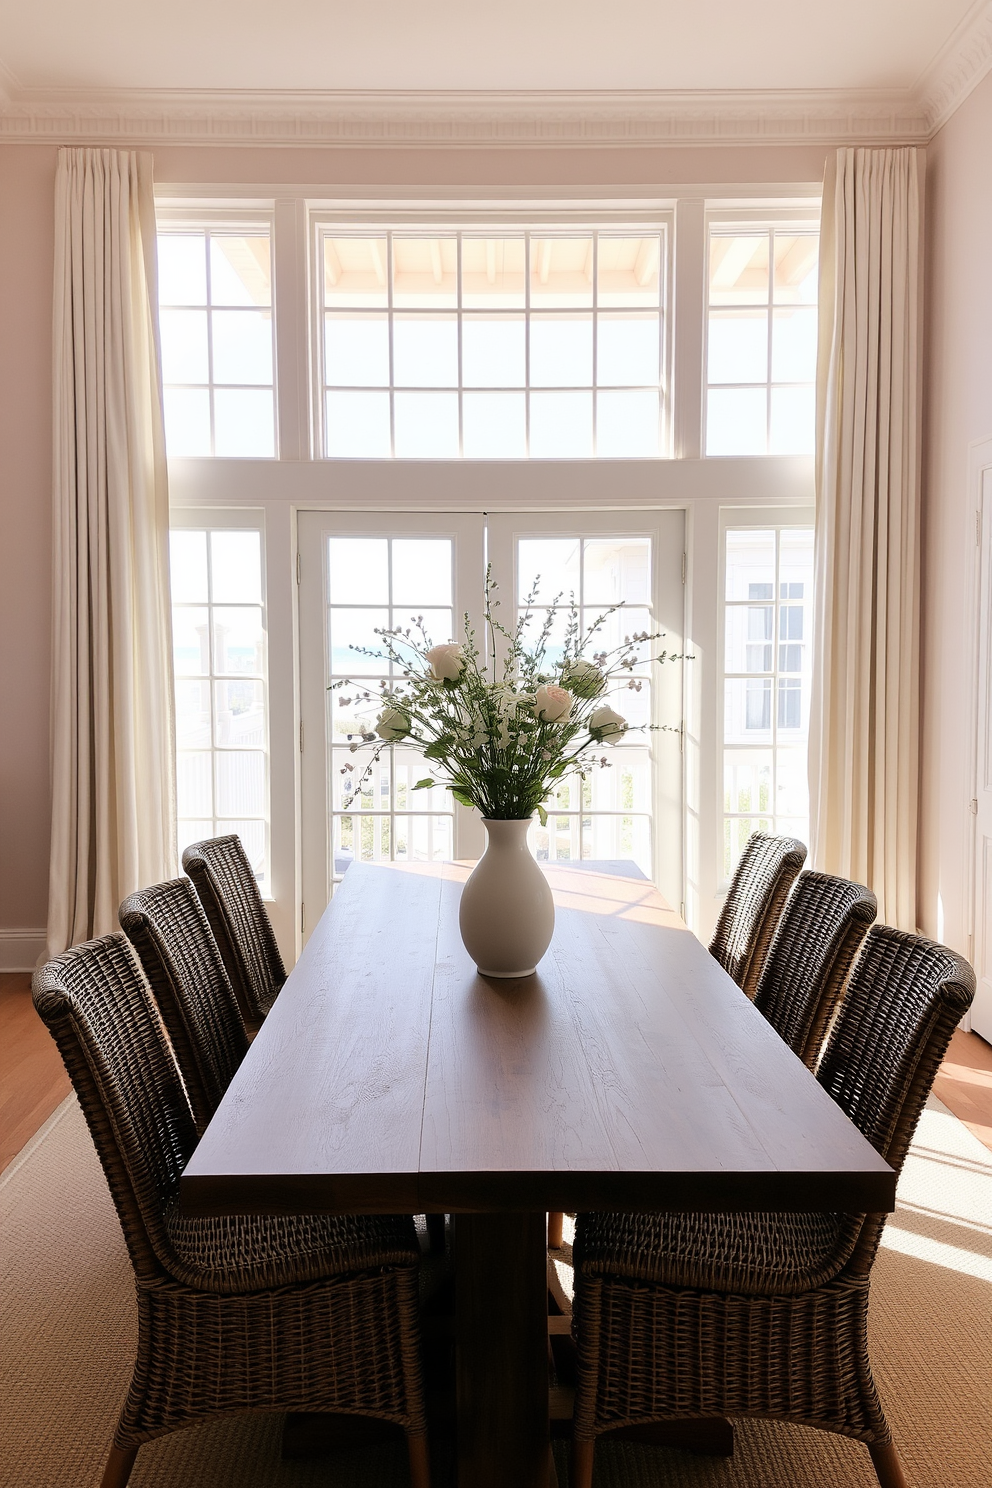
[
  {"x1": 487, "y1": 509, "x2": 685, "y2": 910},
  {"x1": 972, "y1": 469, "x2": 992, "y2": 1041},
  {"x1": 298, "y1": 510, "x2": 485, "y2": 933},
  {"x1": 298, "y1": 507, "x2": 685, "y2": 931}
]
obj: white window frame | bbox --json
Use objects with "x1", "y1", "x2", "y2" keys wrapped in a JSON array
[
  {"x1": 702, "y1": 204, "x2": 821, "y2": 460},
  {"x1": 717, "y1": 504, "x2": 816, "y2": 890},
  {"x1": 160, "y1": 187, "x2": 820, "y2": 963},
  {"x1": 309, "y1": 209, "x2": 676, "y2": 463},
  {"x1": 156, "y1": 206, "x2": 279, "y2": 459},
  {"x1": 168, "y1": 505, "x2": 273, "y2": 891}
]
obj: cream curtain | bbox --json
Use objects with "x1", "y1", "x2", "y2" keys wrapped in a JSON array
[
  {"x1": 809, "y1": 147, "x2": 924, "y2": 931},
  {"x1": 48, "y1": 148, "x2": 176, "y2": 957}
]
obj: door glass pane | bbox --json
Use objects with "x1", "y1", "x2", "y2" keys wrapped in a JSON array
[{"x1": 324, "y1": 535, "x2": 458, "y2": 887}]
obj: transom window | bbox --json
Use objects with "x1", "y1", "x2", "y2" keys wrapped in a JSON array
[
  {"x1": 705, "y1": 224, "x2": 818, "y2": 457},
  {"x1": 317, "y1": 230, "x2": 667, "y2": 459},
  {"x1": 158, "y1": 226, "x2": 275, "y2": 457},
  {"x1": 722, "y1": 525, "x2": 814, "y2": 876}
]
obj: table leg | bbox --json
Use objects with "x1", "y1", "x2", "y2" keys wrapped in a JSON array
[{"x1": 454, "y1": 1211, "x2": 550, "y2": 1488}]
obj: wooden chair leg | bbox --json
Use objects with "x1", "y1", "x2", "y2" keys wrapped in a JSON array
[
  {"x1": 548, "y1": 1211, "x2": 564, "y2": 1249},
  {"x1": 571, "y1": 1436, "x2": 595, "y2": 1488},
  {"x1": 100, "y1": 1444, "x2": 138, "y2": 1488},
  {"x1": 868, "y1": 1439, "x2": 910, "y2": 1488},
  {"x1": 406, "y1": 1430, "x2": 431, "y2": 1488}
]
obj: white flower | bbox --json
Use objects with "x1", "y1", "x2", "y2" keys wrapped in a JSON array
[
  {"x1": 533, "y1": 684, "x2": 574, "y2": 724},
  {"x1": 589, "y1": 704, "x2": 627, "y2": 742},
  {"x1": 562, "y1": 659, "x2": 606, "y2": 699},
  {"x1": 375, "y1": 706, "x2": 409, "y2": 741},
  {"x1": 426, "y1": 643, "x2": 466, "y2": 683}
]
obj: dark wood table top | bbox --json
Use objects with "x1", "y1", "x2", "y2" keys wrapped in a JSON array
[{"x1": 181, "y1": 860, "x2": 895, "y2": 1218}]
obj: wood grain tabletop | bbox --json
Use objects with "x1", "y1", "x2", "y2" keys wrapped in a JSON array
[{"x1": 181, "y1": 860, "x2": 895, "y2": 1218}]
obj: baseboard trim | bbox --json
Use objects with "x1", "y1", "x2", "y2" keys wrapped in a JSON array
[{"x1": 0, "y1": 929, "x2": 47, "y2": 972}]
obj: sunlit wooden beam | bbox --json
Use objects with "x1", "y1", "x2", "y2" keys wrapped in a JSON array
[
  {"x1": 324, "y1": 239, "x2": 342, "y2": 289},
  {"x1": 370, "y1": 239, "x2": 386, "y2": 288},
  {"x1": 711, "y1": 235, "x2": 764, "y2": 292},
  {"x1": 775, "y1": 236, "x2": 818, "y2": 291},
  {"x1": 538, "y1": 238, "x2": 552, "y2": 285},
  {"x1": 634, "y1": 237, "x2": 659, "y2": 288},
  {"x1": 431, "y1": 239, "x2": 443, "y2": 285},
  {"x1": 215, "y1": 237, "x2": 271, "y2": 306}
]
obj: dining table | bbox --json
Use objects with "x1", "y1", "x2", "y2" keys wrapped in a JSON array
[{"x1": 181, "y1": 857, "x2": 896, "y2": 1488}]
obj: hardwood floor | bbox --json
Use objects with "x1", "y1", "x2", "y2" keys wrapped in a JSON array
[
  {"x1": 1, "y1": 972, "x2": 71, "y2": 1173},
  {"x1": 932, "y1": 1027, "x2": 992, "y2": 1152},
  {"x1": 2, "y1": 969, "x2": 991, "y2": 1175}
]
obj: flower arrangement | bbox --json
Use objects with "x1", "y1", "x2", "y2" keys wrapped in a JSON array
[{"x1": 330, "y1": 573, "x2": 681, "y2": 825}]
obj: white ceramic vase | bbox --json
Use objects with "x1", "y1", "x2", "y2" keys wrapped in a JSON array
[{"x1": 458, "y1": 818, "x2": 555, "y2": 977}]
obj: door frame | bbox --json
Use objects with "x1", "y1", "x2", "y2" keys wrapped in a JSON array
[{"x1": 297, "y1": 503, "x2": 687, "y2": 932}]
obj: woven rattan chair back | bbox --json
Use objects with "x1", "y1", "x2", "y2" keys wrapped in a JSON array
[
  {"x1": 818, "y1": 923, "x2": 974, "y2": 1264},
  {"x1": 709, "y1": 831, "x2": 807, "y2": 997},
  {"x1": 32, "y1": 934, "x2": 432, "y2": 1488},
  {"x1": 182, "y1": 834, "x2": 285, "y2": 1025},
  {"x1": 754, "y1": 871, "x2": 876, "y2": 1068},
  {"x1": 119, "y1": 877, "x2": 250, "y2": 1132},
  {"x1": 31, "y1": 934, "x2": 198, "y2": 1285}
]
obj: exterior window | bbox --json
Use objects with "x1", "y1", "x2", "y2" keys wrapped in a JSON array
[
  {"x1": 705, "y1": 226, "x2": 818, "y2": 457},
  {"x1": 170, "y1": 526, "x2": 270, "y2": 890},
  {"x1": 723, "y1": 526, "x2": 814, "y2": 876},
  {"x1": 318, "y1": 230, "x2": 666, "y2": 459},
  {"x1": 158, "y1": 227, "x2": 275, "y2": 457}
]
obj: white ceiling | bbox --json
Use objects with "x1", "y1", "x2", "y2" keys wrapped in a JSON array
[{"x1": 0, "y1": 0, "x2": 980, "y2": 95}]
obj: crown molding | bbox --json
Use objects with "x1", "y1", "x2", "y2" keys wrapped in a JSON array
[
  {"x1": 0, "y1": 86, "x2": 931, "y2": 147},
  {"x1": 917, "y1": 0, "x2": 992, "y2": 134},
  {"x1": 4, "y1": 4, "x2": 992, "y2": 150}
]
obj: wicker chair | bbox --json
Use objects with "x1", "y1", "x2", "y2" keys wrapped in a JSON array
[
  {"x1": 32, "y1": 934, "x2": 430, "y2": 1488},
  {"x1": 119, "y1": 877, "x2": 250, "y2": 1133},
  {"x1": 754, "y1": 870, "x2": 876, "y2": 1068},
  {"x1": 570, "y1": 925, "x2": 974, "y2": 1488},
  {"x1": 709, "y1": 831, "x2": 807, "y2": 997},
  {"x1": 182, "y1": 834, "x2": 285, "y2": 1026}
]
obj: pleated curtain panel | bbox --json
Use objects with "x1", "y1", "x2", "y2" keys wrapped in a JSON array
[
  {"x1": 809, "y1": 146, "x2": 925, "y2": 931},
  {"x1": 48, "y1": 148, "x2": 176, "y2": 957}
]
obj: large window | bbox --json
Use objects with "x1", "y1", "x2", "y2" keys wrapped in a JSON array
[
  {"x1": 317, "y1": 230, "x2": 667, "y2": 459},
  {"x1": 158, "y1": 225, "x2": 275, "y2": 457},
  {"x1": 159, "y1": 196, "x2": 821, "y2": 950},
  {"x1": 705, "y1": 223, "x2": 818, "y2": 457},
  {"x1": 722, "y1": 524, "x2": 814, "y2": 876},
  {"x1": 170, "y1": 522, "x2": 271, "y2": 890}
]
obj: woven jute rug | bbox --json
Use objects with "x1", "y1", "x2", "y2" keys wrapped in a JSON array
[{"x1": 1, "y1": 1094, "x2": 989, "y2": 1487}]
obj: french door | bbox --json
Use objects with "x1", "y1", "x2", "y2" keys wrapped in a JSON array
[{"x1": 298, "y1": 507, "x2": 685, "y2": 935}]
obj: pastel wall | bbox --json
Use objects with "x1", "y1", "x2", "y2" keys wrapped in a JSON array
[
  {"x1": 0, "y1": 132, "x2": 837, "y2": 964},
  {"x1": 919, "y1": 73, "x2": 992, "y2": 957}
]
